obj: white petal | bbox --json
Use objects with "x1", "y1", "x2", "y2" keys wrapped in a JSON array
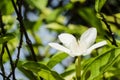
[
  {"x1": 79, "y1": 28, "x2": 97, "y2": 50},
  {"x1": 69, "y1": 52, "x2": 83, "y2": 57},
  {"x1": 58, "y1": 33, "x2": 79, "y2": 53},
  {"x1": 58, "y1": 33, "x2": 77, "y2": 47},
  {"x1": 48, "y1": 43, "x2": 70, "y2": 53},
  {"x1": 83, "y1": 41, "x2": 107, "y2": 56}
]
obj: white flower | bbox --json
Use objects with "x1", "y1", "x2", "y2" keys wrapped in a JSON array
[{"x1": 49, "y1": 28, "x2": 107, "y2": 57}]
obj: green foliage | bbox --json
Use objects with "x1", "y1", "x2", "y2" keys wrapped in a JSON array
[
  {"x1": 22, "y1": 61, "x2": 64, "y2": 80},
  {"x1": 47, "y1": 23, "x2": 67, "y2": 31},
  {"x1": 79, "y1": 8, "x2": 105, "y2": 35},
  {"x1": 82, "y1": 48, "x2": 120, "y2": 80},
  {"x1": 0, "y1": 33, "x2": 15, "y2": 44},
  {"x1": 46, "y1": 8, "x2": 63, "y2": 22},
  {"x1": 0, "y1": 0, "x2": 14, "y2": 15},
  {"x1": 17, "y1": 61, "x2": 38, "y2": 80},
  {"x1": 95, "y1": 0, "x2": 107, "y2": 12},
  {"x1": 47, "y1": 52, "x2": 68, "y2": 69},
  {"x1": 0, "y1": 0, "x2": 120, "y2": 80},
  {"x1": 26, "y1": 0, "x2": 48, "y2": 10}
]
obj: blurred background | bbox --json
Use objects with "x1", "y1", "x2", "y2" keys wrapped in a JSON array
[{"x1": 0, "y1": 0, "x2": 120, "y2": 80}]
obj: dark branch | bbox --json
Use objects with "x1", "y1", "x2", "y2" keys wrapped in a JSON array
[
  {"x1": 0, "y1": 12, "x2": 6, "y2": 80},
  {"x1": 0, "y1": 43, "x2": 6, "y2": 80},
  {"x1": 14, "y1": 33, "x2": 23, "y2": 68},
  {"x1": 100, "y1": 13, "x2": 118, "y2": 47},
  {"x1": 0, "y1": 72, "x2": 10, "y2": 80},
  {"x1": 0, "y1": 12, "x2": 16, "y2": 80},
  {"x1": 11, "y1": 0, "x2": 37, "y2": 61}
]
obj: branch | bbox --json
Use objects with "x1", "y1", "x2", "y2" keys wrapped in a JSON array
[
  {"x1": 100, "y1": 13, "x2": 118, "y2": 47},
  {"x1": 14, "y1": 32, "x2": 23, "y2": 68},
  {"x1": 5, "y1": 45, "x2": 16, "y2": 80},
  {"x1": 0, "y1": 72, "x2": 10, "y2": 80},
  {"x1": 11, "y1": 0, "x2": 37, "y2": 62},
  {"x1": 0, "y1": 12, "x2": 16, "y2": 80},
  {"x1": 0, "y1": 45, "x2": 6, "y2": 80},
  {"x1": 0, "y1": 12, "x2": 6, "y2": 80}
]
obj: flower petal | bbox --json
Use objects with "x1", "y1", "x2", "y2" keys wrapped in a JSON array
[
  {"x1": 58, "y1": 33, "x2": 77, "y2": 47},
  {"x1": 83, "y1": 41, "x2": 107, "y2": 56},
  {"x1": 79, "y1": 28, "x2": 97, "y2": 50},
  {"x1": 48, "y1": 43, "x2": 70, "y2": 53},
  {"x1": 58, "y1": 33, "x2": 79, "y2": 53}
]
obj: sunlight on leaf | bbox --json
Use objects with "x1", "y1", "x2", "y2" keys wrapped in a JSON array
[
  {"x1": 47, "y1": 23, "x2": 67, "y2": 31},
  {"x1": 38, "y1": 70, "x2": 56, "y2": 80},
  {"x1": 46, "y1": 8, "x2": 63, "y2": 22},
  {"x1": 82, "y1": 48, "x2": 120, "y2": 80},
  {"x1": 23, "y1": 61, "x2": 64, "y2": 80},
  {"x1": 26, "y1": 0, "x2": 48, "y2": 10},
  {"x1": 47, "y1": 52, "x2": 68, "y2": 69},
  {"x1": 17, "y1": 61, "x2": 37, "y2": 80},
  {"x1": 95, "y1": 0, "x2": 107, "y2": 12}
]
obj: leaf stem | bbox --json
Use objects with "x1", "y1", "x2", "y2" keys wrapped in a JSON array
[{"x1": 76, "y1": 56, "x2": 81, "y2": 80}]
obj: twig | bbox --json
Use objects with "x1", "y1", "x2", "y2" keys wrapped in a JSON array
[
  {"x1": 0, "y1": 45, "x2": 6, "y2": 80},
  {"x1": 14, "y1": 32, "x2": 23, "y2": 68},
  {"x1": 0, "y1": 12, "x2": 16, "y2": 80},
  {"x1": 0, "y1": 12, "x2": 6, "y2": 80},
  {"x1": 8, "y1": 33, "x2": 23, "y2": 79},
  {"x1": 11, "y1": 0, "x2": 37, "y2": 62},
  {"x1": 0, "y1": 72, "x2": 10, "y2": 80},
  {"x1": 100, "y1": 13, "x2": 118, "y2": 47}
]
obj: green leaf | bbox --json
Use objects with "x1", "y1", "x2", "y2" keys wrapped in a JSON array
[
  {"x1": 23, "y1": 61, "x2": 50, "y2": 73},
  {"x1": 38, "y1": 70, "x2": 56, "y2": 80},
  {"x1": 81, "y1": 48, "x2": 120, "y2": 80},
  {"x1": 17, "y1": 61, "x2": 38, "y2": 80},
  {"x1": 61, "y1": 69, "x2": 75, "y2": 77},
  {"x1": 38, "y1": 70, "x2": 64, "y2": 80},
  {"x1": 47, "y1": 52, "x2": 68, "y2": 69},
  {"x1": 47, "y1": 23, "x2": 67, "y2": 31},
  {"x1": 26, "y1": 0, "x2": 48, "y2": 10},
  {"x1": 51, "y1": 71, "x2": 64, "y2": 80},
  {"x1": 46, "y1": 8, "x2": 63, "y2": 22},
  {"x1": 23, "y1": 61, "x2": 64, "y2": 80},
  {"x1": 95, "y1": 0, "x2": 107, "y2": 12},
  {"x1": 0, "y1": 33, "x2": 15, "y2": 44},
  {"x1": 24, "y1": 19, "x2": 42, "y2": 31},
  {"x1": 33, "y1": 18, "x2": 43, "y2": 31},
  {"x1": 79, "y1": 8, "x2": 104, "y2": 35},
  {"x1": 0, "y1": 0, "x2": 14, "y2": 15},
  {"x1": 61, "y1": 64, "x2": 75, "y2": 77}
]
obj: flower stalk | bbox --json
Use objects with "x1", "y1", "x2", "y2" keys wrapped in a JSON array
[
  {"x1": 76, "y1": 56, "x2": 81, "y2": 80},
  {"x1": 48, "y1": 28, "x2": 107, "y2": 80}
]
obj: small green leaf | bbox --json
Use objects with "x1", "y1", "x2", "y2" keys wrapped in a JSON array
[
  {"x1": 47, "y1": 52, "x2": 68, "y2": 69},
  {"x1": 26, "y1": 0, "x2": 48, "y2": 10},
  {"x1": 0, "y1": 33, "x2": 15, "y2": 44},
  {"x1": 17, "y1": 61, "x2": 37, "y2": 80},
  {"x1": 51, "y1": 71, "x2": 65, "y2": 80},
  {"x1": 0, "y1": 0, "x2": 14, "y2": 15},
  {"x1": 81, "y1": 48, "x2": 120, "y2": 80},
  {"x1": 61, "y1": 69, "x2": 75, "y2": 77},
  {"x1": 46, "y1": 8, "x2": 63, "y2": 22},
  {"x1": 95, "y1": 0, "x2": 107, "y2": 12},
  {"x1": 23, "y1": 61, "x2": 50, "y2": 73},
  {"x1": 38, "y1": 70, "x2": 64, "y2": 80},
  {"x1": 38, "y1": 70, "x2": 56, "y2": 80}
]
